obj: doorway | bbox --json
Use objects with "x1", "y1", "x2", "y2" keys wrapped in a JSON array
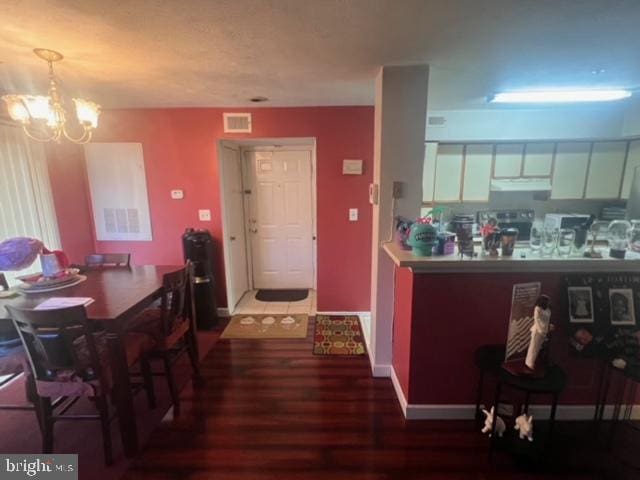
[{"x1": 218, "y1": 139, "x2": 317, "y2": 315}]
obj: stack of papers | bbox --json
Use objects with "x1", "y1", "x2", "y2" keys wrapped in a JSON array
[{"x1": 35, "y1": 297, "x2": 95, "y2": 310}]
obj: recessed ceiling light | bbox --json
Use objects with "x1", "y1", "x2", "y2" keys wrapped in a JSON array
[
  {"x1": 250, "y1": 96, "x2": 268, "y2": 103},
  {"x1": 488, "y1": 89, "x2": 632, "y2": 104}
]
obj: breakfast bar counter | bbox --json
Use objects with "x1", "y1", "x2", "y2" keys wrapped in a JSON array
[{"x1": 384, "y1": 241, "x2": 640, "y2": 418}]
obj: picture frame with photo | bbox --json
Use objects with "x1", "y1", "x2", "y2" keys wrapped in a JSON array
[
  {"x1": 567, "y1": 286, "x2": 594, "y2": 324},
  {"x1": 609, "y1": 288, "x2": 636, "y2": 326}
]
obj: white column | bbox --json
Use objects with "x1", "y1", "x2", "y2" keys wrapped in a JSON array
[{"x1": 369, "y1": 65, "x2": 429, "y2": 376}]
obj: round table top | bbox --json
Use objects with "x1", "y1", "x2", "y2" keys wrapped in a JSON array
[{"x1": 498, "y1": 364, "x2": 567, "y2": 394}]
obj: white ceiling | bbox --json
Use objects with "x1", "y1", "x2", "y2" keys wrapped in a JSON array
[{"x1": 1, "y1": 0, "x2": 639, "y2": 109}]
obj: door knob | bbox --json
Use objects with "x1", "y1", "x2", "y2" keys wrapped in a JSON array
[{"x1": 230, "y1": 236, "x2": 236, "y2": 241}]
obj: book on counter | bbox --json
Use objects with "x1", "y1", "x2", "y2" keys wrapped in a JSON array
[{"x1": 34, "y1": 297, "x2": 95, "y2": 310}]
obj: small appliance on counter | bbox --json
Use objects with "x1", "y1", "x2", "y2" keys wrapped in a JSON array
[
  {"x1": 477, "y1": 209, "x2": 534, "y2": 241},
  {"x1": 544, "y1": 213, "x2": 592, "y2": 232}
]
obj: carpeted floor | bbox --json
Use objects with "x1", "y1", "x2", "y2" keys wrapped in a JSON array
[{"x1": 0, "y1": 328, "x2": 221, "y2": 480}]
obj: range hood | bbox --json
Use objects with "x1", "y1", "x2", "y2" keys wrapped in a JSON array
[{"x1": 490, "y1": 178, "x2": 552, "y2": 192}]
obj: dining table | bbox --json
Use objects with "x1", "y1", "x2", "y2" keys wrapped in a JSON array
[{"x1": 0, "y1": 264, "x2": 182, "y2": 457}]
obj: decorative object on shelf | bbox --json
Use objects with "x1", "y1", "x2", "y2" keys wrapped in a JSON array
[
  {"x1": 435, "y1": 232, "x2": 455, "y2": 256},
  {"x1": 394, "y1": 217, "x2": 413, "y2": 250},
  {"x1": 2, "y1": 48, "x2": 101, "y2": 144},
  {"x1": 584, "y1": 220, "x2": 609, "y2": 258},
  {"x1": 608, "y1": 220, "x2": 631, "y2": 259},
  {"x1": 407, "y1": 217, "x2": 438, "y2": 257},
  {"x1": 524, "y1": 295, "x2": 553, "y2": 373},
  {"x1": 480, "y1": 217, "x2": 501, "y2": 256},
  {"x1": 514, "y1": 413, "x2": 534, "y2": 442},
  {"x1": 452, "y1": 214, "x2": 475, "y2": 258},
  {"x1": 627, "y1": 220, "x2": 640, "y2": 253},
  {"x1": 500, "y1": 228, "x2": 519, "y2": 257},
  {"x1": 0, "y1": 237, "x2": 44, "y2": 271},
  {"x1": 481, "y1": 407, "x2": 505, "y2": 438}
]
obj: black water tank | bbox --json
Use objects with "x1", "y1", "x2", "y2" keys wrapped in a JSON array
[{"x1": 182, "y1": 228, "x2": 218, "y2": 329}]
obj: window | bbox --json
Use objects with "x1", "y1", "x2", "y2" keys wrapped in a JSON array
[{"x1": 0, "y1": 125, "x2": 61, "y2": 285}]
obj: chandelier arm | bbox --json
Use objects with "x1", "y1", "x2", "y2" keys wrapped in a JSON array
[
  {"x1": 61, "y1": 123, "x2": 93, "y2": 145},
  {"x1": 22, "y1": 124, "x2": 59, "y2": 143}
]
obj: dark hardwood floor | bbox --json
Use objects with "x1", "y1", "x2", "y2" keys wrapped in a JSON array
[{"x1": 122, "y1": 318, "x2": 639, "y2": 480}]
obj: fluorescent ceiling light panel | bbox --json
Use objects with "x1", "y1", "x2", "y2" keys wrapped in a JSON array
[{"x1": 489, "y1": 89, "x2": 632, "y2": 103}]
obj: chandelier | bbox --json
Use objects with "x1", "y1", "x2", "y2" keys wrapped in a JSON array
[{"x1": 2, "y1": 48, "x2": 101, "y2": 144}]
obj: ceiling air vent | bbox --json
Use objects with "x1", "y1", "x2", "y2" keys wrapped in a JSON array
[
  {"x1": 427, "y1": 115, "x2": 447, "y2": 127},
  {"x1": 223, "y1": 113, "x2": 252, "y2": 133}
]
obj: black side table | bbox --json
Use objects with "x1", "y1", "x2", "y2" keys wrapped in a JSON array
[
  {"x1": 474, "y1": 344, "x2": 506, "y2": 427},
  {"x1": 489, "y1": 364, "x2": 567, "y2": 459}
]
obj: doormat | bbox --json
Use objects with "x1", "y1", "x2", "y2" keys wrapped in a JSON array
[
  {"x1": 255, "y1": 289, "x2": 309, "y2": 302},
  {"x1": 220, "y1": 314, "x2": 309, "y2": 339},
  {"x1": 313, "y1": 315, "x2": 366, "y2": 355}
]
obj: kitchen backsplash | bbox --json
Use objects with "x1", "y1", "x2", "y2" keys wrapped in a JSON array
[{"x1": 421, "y1": 191, "x2": 626, "y2": 222}]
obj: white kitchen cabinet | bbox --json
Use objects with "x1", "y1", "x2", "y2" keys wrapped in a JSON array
[
  {"x1": 523, "y1": 143, "x2": 554, "y2": 177},
  {"x1": 462, "y1": 144, "x2": 492, "y2": 201},
  {"x1": 422, "y1": 142, "x2": 438, "y2": 202},
  {"x1": 551, "y1": 142, "x2": 591, "y2": 199},
  {"x1": 494, "y1": 144, "x2": 523, "y2": 178},
  {"x1": 585, "y1": 141, "x2": 626, "y2": 199},
  {"x1": 622, "y1": 140, "x2": 640, "y2": 199},
  {"x1": 434, "y1": 144, "x2": 463, "y2": 202}
]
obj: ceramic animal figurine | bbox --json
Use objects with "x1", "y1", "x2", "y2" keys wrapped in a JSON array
[
  {"x1": 514, "y1": 413, "x2": 534, "y2": 441},
  {"x1": 481, "y1": 407, "x2": 506, "y2": 437}
]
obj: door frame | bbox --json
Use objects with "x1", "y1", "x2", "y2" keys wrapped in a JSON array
[{"x1": 217, "y1": 138, "x2": 317, "y2": 312}]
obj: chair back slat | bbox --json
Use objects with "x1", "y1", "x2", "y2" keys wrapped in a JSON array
[
  {"x1": 0, "y1": 273, "x2": 8, "y2": 291},
  {"x1": 5, "y1": 305, "x2": 106, "y2": 385},
  {"x1": 159, "y1": 262, "x2": 190, "y2": 336},
  {"x1": 85, "y1": 253, "x2": 131, "y2": 268}
]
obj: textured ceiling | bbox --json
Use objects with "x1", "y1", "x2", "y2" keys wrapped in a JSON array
[{"x1": 0, "y1": 0, "x2": 639, "y2": 109}]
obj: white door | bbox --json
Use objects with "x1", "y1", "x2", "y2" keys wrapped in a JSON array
[
  {"x1": 246, "y1": 150, "x2": 313, "y2": 289},
  {"x1": 220, "y1": 145, "x2": 249, "y2": 311}
]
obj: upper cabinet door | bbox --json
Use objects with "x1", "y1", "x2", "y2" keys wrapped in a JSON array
[
  {"x1": 494, "y1": 144, "x2": 523, "y2": 178},
  {"x1": 622, "y1": 140, "x2": 640, "y2": 199},
  {"x1": 434, "y1": 144, "x2": 464, "y2": 202},
  {"x1": 551, "y1": 142, "x2": 591, "y2": 199},
  {"x1": 422, "y1": 142, "x2": 438, "y2": 203},
  {"x1": 462, "y1": 144, "x2": 493, "y2": 202},
  {"x1": 523, "y1": 143, "x2": 554, "y2": 177},
  {"x1": 585, "y1": 142, "x2": 627, "y2": 199}
]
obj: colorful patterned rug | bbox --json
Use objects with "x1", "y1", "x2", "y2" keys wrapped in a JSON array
[
  {"x1": 221, "y1": 314, "x2": 308, "y2": 339},
  {"x1": 313, "y1": 315, "x2": 366, "y2": 355}
]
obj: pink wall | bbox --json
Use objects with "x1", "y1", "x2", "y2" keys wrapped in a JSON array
[
  {"x1": 393, "y1": 267, "x2": 611, "y2": 406},
  {"x1": 47, "y1": 107, "x2": 374, "y2": 311}
]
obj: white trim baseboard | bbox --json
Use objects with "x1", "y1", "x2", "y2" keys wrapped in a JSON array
[
  {"x1": 390, "y1": 366, "x2": 640, "y2": 420},
  {"x1": 372, "y1": 364, "x2": 391, "y2": 377}
]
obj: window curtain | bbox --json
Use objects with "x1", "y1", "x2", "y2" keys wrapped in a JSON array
[{"x1": 0, "y1": 124, "x2": 61, "y2": 284}]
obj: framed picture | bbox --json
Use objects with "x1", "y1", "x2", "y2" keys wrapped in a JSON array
[
  {"x1": 609, "y1": 289, "x2": 636, "y2": 326},
  {"x1": 568, "y1": 287, "x2": 594, "y2": 324}
]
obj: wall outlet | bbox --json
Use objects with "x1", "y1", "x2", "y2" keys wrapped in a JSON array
[
  {"x1": 349, "y1": 208, "x2": 358, "y2": 221},
  {"x1": 170, "y1": 189, "x2": 184, "y2": 199},
  {"x1": 198, "y1": 209, "x2": 211, "y2": 221},
  {"x1": 392, "y1": 181, "x2": 404, "y2": 199}
]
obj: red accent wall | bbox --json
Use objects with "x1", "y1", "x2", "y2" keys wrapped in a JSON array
[
  {"x1": 393, "y1": 267, "x2": 610, "y2": 406},
  {"x1": 47, "y1": 107, "x2": 374, "y2": 311}
]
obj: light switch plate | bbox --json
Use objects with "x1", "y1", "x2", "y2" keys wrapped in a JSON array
[
  {"x1": 343, "y1": 159, "x2": 363, "y2": 175},
  {"x1": 198, "y1": 209, "x2": 211, "y2": 221},
  {"x1": 170, "y1": 189, "x2": 184, "y2": 199},
  {"x1": 349, "y1": 208, "x2": 358, "y2": 221}
]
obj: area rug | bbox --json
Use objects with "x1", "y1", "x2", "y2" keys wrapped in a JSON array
[
  {"x1": 255, "y1": 289, "x2": 309, "y2": 302},
  {"x1": 313, "y1": 315, "x2": 366, "y2": 355},
  {"x1": 220, "y1": 314, "x2": 309, "y2": 339}
]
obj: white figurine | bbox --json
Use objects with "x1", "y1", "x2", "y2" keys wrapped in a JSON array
[
  {"x1": 514, "y1": 414, "x2": 534, "y2": 441},
  {"x1": 481, "y1": 407, "x2": 506, "y2": 437},
  {"x1": 525, "y1": 295, "x2": 553, "y2": 371}
]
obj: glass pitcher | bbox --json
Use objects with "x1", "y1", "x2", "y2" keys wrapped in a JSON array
[{"x1": 627, "y1": 220, "x2": 640, "y2": 253}]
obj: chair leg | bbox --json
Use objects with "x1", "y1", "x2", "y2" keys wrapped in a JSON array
[
  {"x1": 39, "y1": 397, "x2": 54, "y2": 454},
  {"x1": 95, "y1": 395, "x2": 113, "y2": 466},
  {"x1": 24, "y1": 374, "x2": 44, "y2": 434},
  {"x1": 475, "y1": 371, "x2": 485, "y2": 427},
  {"x1": 140, "y1": 356, "x2": 156, "y2": 409},
  {"x1": 163, "y1": 353, "x2": 180, "y2": 417},
  {"x1": 186, "y1": 333, "x2": 201, "y2": 378}
]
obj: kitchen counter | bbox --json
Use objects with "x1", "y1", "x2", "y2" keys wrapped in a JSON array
[{"x1": 383, "y1": 241, "x2": 640, "y2": 273}]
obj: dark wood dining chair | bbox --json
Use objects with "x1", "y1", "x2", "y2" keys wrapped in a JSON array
[
  {"x1": 0, "y1": 323, "x2": 39, "y2": 419},
  {"x1": 129, "y1": 262, "x2": 200, "y2": 416},
  {"x1": 85, "y1": 253, "x2": 131, "y2": 268},
  {"x1": 5, "y1": 304, "x2": 157, "y2": 465}
]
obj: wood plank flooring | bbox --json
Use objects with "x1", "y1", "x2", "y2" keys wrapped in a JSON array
[{"x1": 122, "y1": 318, "x2": 639, "y2": 480}]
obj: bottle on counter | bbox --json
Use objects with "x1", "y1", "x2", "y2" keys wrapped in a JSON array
[
  {"x1": 501, "y1": 228, "x2": 519, "y2": 257},
  {"x1": 608, "y1": 220, "x2": 632, "y2": 259}
]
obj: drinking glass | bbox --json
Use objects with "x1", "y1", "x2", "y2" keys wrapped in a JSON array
[
  {"x1": 529, "y1": 224, "x2": 543, "y2": 255},
  {"x1": 542, "y1": 228, "x2": 558, "y2": 257},
  {"x1": 557, "y1": 228, "x2": 576, "y2": 257}
]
